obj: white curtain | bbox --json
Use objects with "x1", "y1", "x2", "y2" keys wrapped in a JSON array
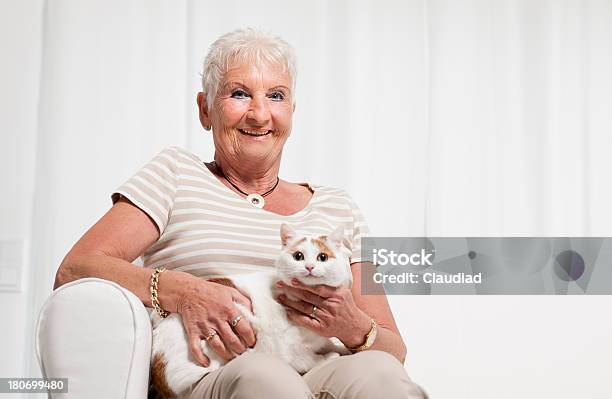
[{"x1": 27, "y1": 1, "x2": 612, "y2": 397}]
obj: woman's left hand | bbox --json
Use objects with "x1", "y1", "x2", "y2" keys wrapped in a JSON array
[{"x1": 275, "y1": 279, "x2": 372, "y2": 348}]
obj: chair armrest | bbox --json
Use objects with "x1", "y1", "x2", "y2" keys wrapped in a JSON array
[{"x1": 36, "y1": 278, "x2": 152, "y2": 398}]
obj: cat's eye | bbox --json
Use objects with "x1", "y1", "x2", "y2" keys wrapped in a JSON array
[
  {"x1": 293, "y1": 251, "x2": 304, "y2": 261},
  {"x1": 317, "y1": 253, "x2": 328, "y2": 262}
]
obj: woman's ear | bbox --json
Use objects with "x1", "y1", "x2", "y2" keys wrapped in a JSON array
[{"x1": 197, "y1": 92, "x2": 212, "y2": 130}]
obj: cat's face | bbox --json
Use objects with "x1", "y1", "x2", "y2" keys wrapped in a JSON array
[{"x1": 275, "y1": 224, "x2": 352, "y2": 287}]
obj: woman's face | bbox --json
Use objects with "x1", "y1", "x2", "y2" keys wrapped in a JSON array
[{"x1": 200, "y1": 59, "x2": 294, "y2": 165}]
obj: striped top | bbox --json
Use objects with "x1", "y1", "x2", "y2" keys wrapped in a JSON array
[{"x1": 111, "y1": 147, "x2": 369, "y2": 278}]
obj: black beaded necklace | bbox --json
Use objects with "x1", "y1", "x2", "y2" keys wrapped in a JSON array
[{"x1": 213, "y1": 162, "x2": 280, "y2": 208}]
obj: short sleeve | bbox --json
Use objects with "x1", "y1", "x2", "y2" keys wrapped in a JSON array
[
  {"x1": 111, "y1": 147, "x2": 179, "y2": 234},
  {"x1": 343, "y1": 192, "x2": 371, "y2": 264}
]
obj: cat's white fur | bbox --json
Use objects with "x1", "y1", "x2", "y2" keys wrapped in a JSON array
[{"x1": 150, "y1": 224, "x2": 351, "y2": 397}]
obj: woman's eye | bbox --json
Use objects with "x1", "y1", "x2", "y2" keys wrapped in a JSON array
[
  {"x1": 231, "y1": 89, "x2": 248, "y2": 99},
  {"x1": 317, "y1": 253, "x2": 328, "y2": 262},
  {"x1": 293, "y1": 251, "x2": 304, "y2": 261},
  {"x1": 269, "y1": 91, "x2": 285, "y2": 101}
]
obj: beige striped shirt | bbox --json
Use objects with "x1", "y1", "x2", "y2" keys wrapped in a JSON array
[{"x1": 111, "y1": 147, "x2": 369, "y2": 278}]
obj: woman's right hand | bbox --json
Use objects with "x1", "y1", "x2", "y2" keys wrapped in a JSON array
[{"x1": 175, "y1": 275, "x2": 256, "y2": 367}]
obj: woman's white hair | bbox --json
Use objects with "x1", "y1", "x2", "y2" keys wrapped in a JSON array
[{"x1": 201, "y1": 28, "x2": 297, "y2": 108}]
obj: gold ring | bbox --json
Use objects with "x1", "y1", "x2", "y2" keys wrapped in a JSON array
[
  {"x1": 203, "y1": 330, "x2": 218, "y2": 342},
  {"x1": 230, "y1": 315, "x2": 242, "y2": 328},
  {"x1": 310, "y1": 305, "x2": 317, "y2": 319}
]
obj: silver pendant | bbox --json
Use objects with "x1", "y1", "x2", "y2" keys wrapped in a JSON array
[{"x1": 246, "y1": 193, "x2": 265, "y2": 208}]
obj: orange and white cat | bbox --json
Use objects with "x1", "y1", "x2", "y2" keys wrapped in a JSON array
[{"x1": 150, "y1": 224, "x2": 351, "y2": 398}]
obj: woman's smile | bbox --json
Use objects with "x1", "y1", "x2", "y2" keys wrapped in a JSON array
[{"x1": 238, "y1": 128, "x2": 273, "y2": 138}]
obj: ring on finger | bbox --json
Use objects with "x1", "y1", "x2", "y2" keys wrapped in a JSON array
[
  {"x1": 229, "y1": 315, "x2": 242, "y2": 328},
  {"x1": 203, "y1": 329, "x2": 218, "y2": 342},
  {"x1": 309, "y1": 305, "x2": 317, "y2": 319}
]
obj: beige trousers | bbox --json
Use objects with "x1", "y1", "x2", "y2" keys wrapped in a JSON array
[{"x1": 182, "y1": 351, "x2": 427, "y2": 399}]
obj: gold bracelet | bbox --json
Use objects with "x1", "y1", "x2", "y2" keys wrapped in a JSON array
[
  {"x1": 349, "y1": 318, "x2": 378, "y2": 353},
  {"x1": 150, "y1": 267, "x2": 170, "y2": 318}
]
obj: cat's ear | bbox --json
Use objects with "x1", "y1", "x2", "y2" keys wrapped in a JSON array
[
  {"x1": 280, "y1": 223, "x2": 297, "y2": 247},
  {"x1": 327, "y1": 226, "x2": 345, "y2": 249}
]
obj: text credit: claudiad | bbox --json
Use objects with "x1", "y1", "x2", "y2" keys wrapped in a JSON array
[{"x1": 372, "y1": 249, "x2": 482, "y2": 284}]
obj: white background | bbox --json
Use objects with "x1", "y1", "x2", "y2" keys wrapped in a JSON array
[{"x1": 2, "y1": 0, "x2": 612, "y2": 398}]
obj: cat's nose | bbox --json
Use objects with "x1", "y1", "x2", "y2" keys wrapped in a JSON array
[{"x1": 305, "y1": 264, "x2": 314, "y2": 272}]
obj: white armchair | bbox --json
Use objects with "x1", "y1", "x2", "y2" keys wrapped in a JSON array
[{"x1": 36, "y1": 278, "x2": 152, "y2": 398}]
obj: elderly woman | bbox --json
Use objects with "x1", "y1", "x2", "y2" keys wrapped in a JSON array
[{"x1": 54, "y1": 28, "x2": 426, "y2": 399}]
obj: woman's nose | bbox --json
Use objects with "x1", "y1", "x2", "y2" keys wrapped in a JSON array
[{"x1": 246, "y1": 96, "x2": 270, "y2": 126}]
